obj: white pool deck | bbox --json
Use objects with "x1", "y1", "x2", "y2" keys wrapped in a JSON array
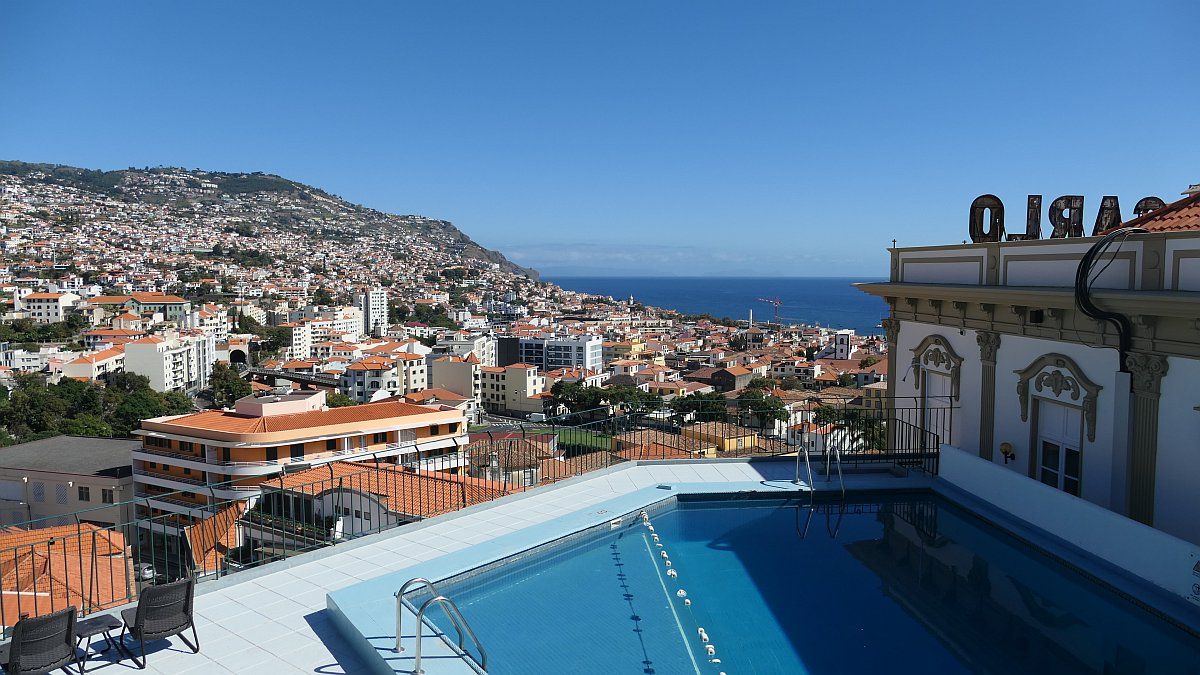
[{"x1": 69, "y1": 459, "x2": 930, "y2": 674}]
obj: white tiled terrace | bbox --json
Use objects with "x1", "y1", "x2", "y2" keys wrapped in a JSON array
[{"x1": 69, "y1": 459, "x2": 929, "y2": 675}]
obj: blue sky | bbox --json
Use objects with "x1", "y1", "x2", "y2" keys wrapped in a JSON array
[{"x1": 1, "y1": 1, "x2": 1195, "y2": 277}]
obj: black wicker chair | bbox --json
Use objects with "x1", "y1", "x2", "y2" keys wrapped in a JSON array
[
  {"x1": 116, "y1": 576, "x2": 199, "y2": 669},
  {"x1": 0, "y1": 607, "x2": 81, "y2": 674}
]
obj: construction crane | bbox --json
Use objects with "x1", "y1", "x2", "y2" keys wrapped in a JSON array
[{"x1": 757, "y1": 297, "x2": 783, "y2": 324}]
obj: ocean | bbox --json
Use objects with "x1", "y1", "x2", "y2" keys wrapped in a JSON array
[{"x1": 548, "y1": 276, "x2": 889, "y2": 335}]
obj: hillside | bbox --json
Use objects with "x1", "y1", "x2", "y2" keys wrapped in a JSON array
[{"x1": 0, "y1": 160, "x2": 539, "y2": 281}]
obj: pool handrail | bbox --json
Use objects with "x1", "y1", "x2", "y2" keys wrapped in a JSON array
[
  {"x1": 394, "y1": 577, "x2": 442, "y2": 654},
  {"x1": 414, "y1": 594, "x2": 488, "y2": 675}
]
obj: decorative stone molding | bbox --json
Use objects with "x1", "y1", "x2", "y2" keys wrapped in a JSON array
[
  {"x1": 976, "y1": 330, "x2": 1001, "y2": 363},
  {"x1": 881, "y1": 318, "x2": 900, "y2": 346},
  {"x1": 1014, "y1": 353, "x2": 1101, "y2": 442},
  {"x1": 976, "y1": 330, "x2": 1001, "y2": 461},
  {"x1": 1125, "y1": 352, "x2": 1168, "y2": 394},
  {"x1": 1125, "y1": 351, "x2": 1168, "y2": 525},
  {"x1": 910, "y1": 334, "x2": 963, "y2": 400}
]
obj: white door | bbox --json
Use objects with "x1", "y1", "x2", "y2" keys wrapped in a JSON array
[{"x1": 923, "y1": 371, "x2": 952, "y2": 447}]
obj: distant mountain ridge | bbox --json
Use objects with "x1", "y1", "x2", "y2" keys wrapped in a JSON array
[{"x1": 0, "y1": 160, "x2": 539, "y2": 280}]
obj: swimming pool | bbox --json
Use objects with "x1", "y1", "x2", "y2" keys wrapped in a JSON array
[{"x1": 423, "y1": 493, "x2": 1200, "y2": 674}]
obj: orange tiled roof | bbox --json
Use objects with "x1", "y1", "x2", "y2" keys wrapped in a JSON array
[
  {"x1": 277, "y1": 463, "x2": 507, "y2": 517},
  {"x1": 404, "y1": 388, "x2": 468, "y2": 403},
  {"x1": 184, "y1": 501, "x2": 246, "y2": 574},
  {"x1": 1104, "y1": 192, "x2": 1200, "y2": 235},
  {"x1": 151, "y1": 397, "x2": 444, "y2": 434},
  {"x1": 0, "y1": 524, "x2": 134, "y2": 623}
]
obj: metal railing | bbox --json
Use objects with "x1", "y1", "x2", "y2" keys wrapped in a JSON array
[
  {"x1": 413, "y1": 595, "x2": 487, "y2": 675},
  {"x1": 802, "y1": 397, "x2": 953, "y2": 476},
  {"x1": 0, "y1": 398, "x2": 950, "y2": 630}
]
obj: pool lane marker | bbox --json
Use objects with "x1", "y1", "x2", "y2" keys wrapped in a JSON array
[{"x1": 639, "y1": 510, "x2": 727, "y2": 673}]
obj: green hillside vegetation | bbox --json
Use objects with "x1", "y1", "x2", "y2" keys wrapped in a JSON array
[{"x1": 0, "y1": 372, "x2": 194, "y2": 445}]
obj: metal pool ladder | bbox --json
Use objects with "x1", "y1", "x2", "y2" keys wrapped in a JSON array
[{"x1": 395, "y1": 577, "x2": 489, "y2": 674}]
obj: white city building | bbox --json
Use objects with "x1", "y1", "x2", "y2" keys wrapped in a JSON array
[
  {"x1": 518, "y1": 333, "x2": 602, "y2": 373},
  {"x1": 355, "y1": 287, "x2": 388, "y2": 338},
  {"x1": 20, "y1": 291, "x2": 80, "y2": 324},
  {"x1": 124, "y1": 332, "x2": 215, "y2": 393}
]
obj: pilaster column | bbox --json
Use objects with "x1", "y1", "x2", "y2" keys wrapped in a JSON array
[
  {"x1": 1125, "y1": 352, "x2": 1168, "y2": 525},
  {"x1": 882, "y1": 318, "x2": 900, "y2": 397},
  {"x1": 976, "y1": 331, "x2": 1001, "y2": 461}
]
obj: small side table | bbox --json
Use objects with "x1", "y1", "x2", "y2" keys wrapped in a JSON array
[{"x1": 75, "y1": 614, "x2": 122, "y2": 673}]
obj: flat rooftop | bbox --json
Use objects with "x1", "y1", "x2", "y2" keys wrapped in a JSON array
[
  {"x1": 63, "y1": 460, "x2": 924, "y2": 674},
  {"x1": 0, "y1": 435, "x2": 134, "y2": 478}
]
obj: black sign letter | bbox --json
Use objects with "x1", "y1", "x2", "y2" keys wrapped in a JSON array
[
  {"x1": 1091, "y1": 196, "x2": 1123, "y2": 235},
  {"x1": 1048, "y1": 195, "x2": 1084, "y2": 238},
  {"x1": 1007, "y1": 195, "x2": 1042, "y2": 241},
  {"x1": 969, "y1": 194, "x2": 1005, "y2": 243},
  {"x1": 1133, "y1": 197, "x2": 1165, "y2": 218}
]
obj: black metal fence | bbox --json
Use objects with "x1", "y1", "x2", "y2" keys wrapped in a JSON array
[{"x1": 0, "y1": 398, "x2": 951, "y2": 629}]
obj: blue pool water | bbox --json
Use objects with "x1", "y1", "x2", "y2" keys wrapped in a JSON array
[{"x1": 429, "y1": 494, "x2": 1200, "y2": 674}]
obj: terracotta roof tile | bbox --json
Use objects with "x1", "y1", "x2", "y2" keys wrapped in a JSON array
[
  {"x1": 1104, "y1": 192, "x2": 1200, "y2": 235},
  {"x1": 150, "y1": 398, "x2": 444, "y2": 434}
]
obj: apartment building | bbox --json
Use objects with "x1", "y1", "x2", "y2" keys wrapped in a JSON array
[
  {"x1": 21, "y1": 291, "x2": 80, "y2": 324},
  {"x1": 124, "y1": 331, "x2": 215, "y2": 393},
  {"x1": 434, "y1": 332, "x2": 497, "y2": 366},
  {"x1": 133, "y1": 390, "x2": 468, "y2": 521},
  {"x1": 396, "y1": 352, "x2": 428, "y2": 393},
  {"x1": 59, "y1": 346, "x2": 125, "y2": 381},
  {"x1": 517, "y1": 334, "x2": 602, "y2": 373},
  {"x1": 279, "y1": 321, "x2": 312, "y2": 359},
  {"x1": 355, "y1": 287, "x2": 388, "y2": 337},
  {"x1": 429, "y1": 354, "x2": 482, "y2": 406},
  {"x1": 288, "y1": 306, "x2": 363, "y2": 340},
  {"x1": 339, "y1": 356, "x2": 402, "y2": 402},
  {"x1": 480, "y1": 363, "x2": 546, "y2": 415},
  {"x1": 92, "y1": 292, "x2": 192, "y2": 322},
  {"x1": 179, "y1": 305, "x2": 229, "y2": 343}
]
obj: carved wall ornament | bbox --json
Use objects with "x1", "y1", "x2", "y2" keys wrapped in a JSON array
[
  {"x1": 881, "y1": 318, "x2": 900, "y2": 346},
  {"x1": 976, "y1": 330, "x2": 1001, "y2": 363},
  {"x1": 910, "y1": 334, "x2": 963, "y2": 400},
  {"x1": 1015, "y1": 353, "x2": 1102, "y2": 442},
  {"x1": 1125, "y1": 352, "x2": 1168, "y2": 394},
  {"x1": 1035, "y1": 370, "x2": 1079, "y2": 399}
]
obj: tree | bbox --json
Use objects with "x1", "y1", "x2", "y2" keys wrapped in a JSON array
[
  {"x1": 326, "y1": 392, "x2": 358, "y2": 407},
  {"x1": 837, "y1": 373, "x2": 857, "y2": 388},
  {"x1": 313, "y1": 287, "x2": 335, "y2": 306},
  {"x1": 736, "y1": 388, "x2": 789, "y2": 429},
  {"x1": 858, "y1": 356, "x2": 880, "y2": 368},
  {"x1": 746, "y1": 376, "x2": 775, "y2": 391},
  {"x1": 58, "y1": 413, "x2": 113, "y2": 438},
  {"x1": 163, "y1": 391, "x2": 195, "y2": 414},
  {"x1": 813, "y1": 406, "x2": 886, "y2": 451},
  {"x1": 669, "y1": 391, "x2": 728, "y2": 421},
  {"x1": 546, "y1": 381, "x2": 606, "y2": 414},
  {"x1": 604, "y1": 385, "x2": 662, "y2": 413},
  {"x1": 111, "y1": 390, "x2": 167, "y2": 437},
  {"x1": 210, "y1": 362, "x2": 251, "y2": 407},
  {"x1": 780, "y1": 376, "x2": 803, "y2": 391},
  {"x1": 729, "y1": 335, "x2": 749, "y2": 352}
]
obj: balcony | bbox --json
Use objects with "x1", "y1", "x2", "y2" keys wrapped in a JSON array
[
  {"x1": 204, "y1": 434, "x2": 423, "y2": 473},
  {"x1": 133, "y1": 488, "x2": 209, "y2": 516},
  {"x1": 134, "y1": 465, "x2": 209, "y2": 488},
  {"x1": 134, "y1": 446, "x2": 206, "y2": 464}
]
